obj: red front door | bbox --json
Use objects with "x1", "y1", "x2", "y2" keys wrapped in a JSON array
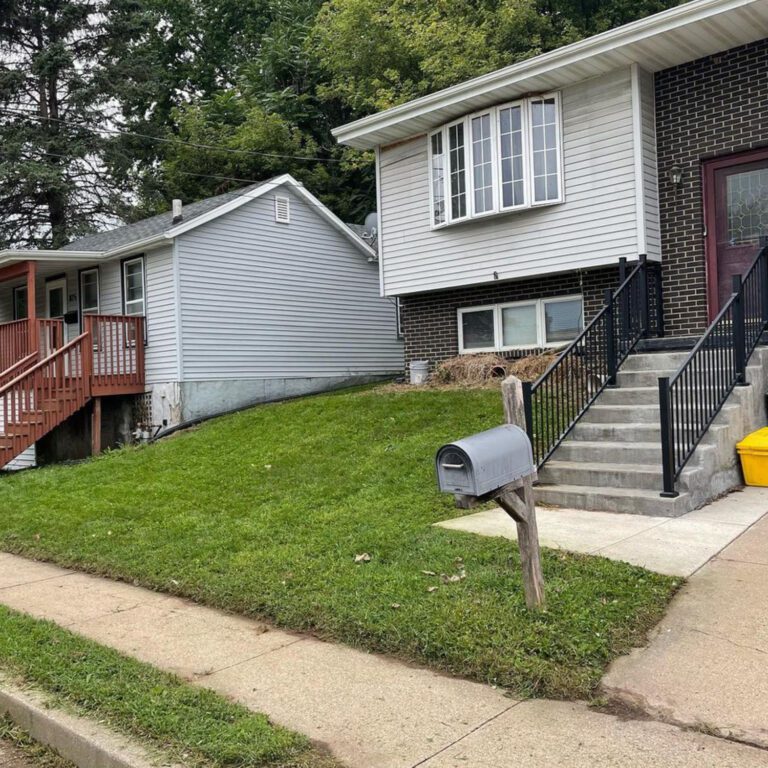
[{"x1": 704, "y1": 149, "x2": 768, "y2": 318}]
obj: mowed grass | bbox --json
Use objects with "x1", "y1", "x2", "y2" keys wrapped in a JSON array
[
  {"x1": 0, "y1": 607, "x2": 338, "y2": 768},
  {"x1": 0, "y1": 386, "x2": 677, "y2": 698}
]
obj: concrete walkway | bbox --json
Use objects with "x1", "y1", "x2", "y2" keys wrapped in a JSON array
[
  {"x1": 436, "y1": 486, "x2": 768, "y2": 576},
  {"x1": 603, "y1": 508, "x2": 768, "y2": 749},
  {"x1": 0, "y1": 554, "x2": 766, "y2": 766}
]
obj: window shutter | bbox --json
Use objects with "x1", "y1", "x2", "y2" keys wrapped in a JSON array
[{"x1": 275, "y1": 196, "x2": 290, "y2": 223}]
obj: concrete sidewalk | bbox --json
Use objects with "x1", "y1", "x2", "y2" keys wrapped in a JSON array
[
  {"x1": 0, "y1": 554, "x2": 766, "y2": 766},
  {"x1": 604, "y1": 508, "x2": 768, "y2": 749},
  {"x1": 437, "y1": 486, "x2": 768, "y2": 577}
]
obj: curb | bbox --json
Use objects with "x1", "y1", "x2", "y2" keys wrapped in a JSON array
[{"x1": 0, "y1": 679, "x2": 175, "y2": 768}]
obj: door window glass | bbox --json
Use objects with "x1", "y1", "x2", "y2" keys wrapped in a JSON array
[{"x1": 727, "y1": 168, "x2": 768, "y2": 245}]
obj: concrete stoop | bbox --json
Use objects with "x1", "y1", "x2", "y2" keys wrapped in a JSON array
[{"x1": 535, "y1": 347, "x2": 768, "y2": 516}]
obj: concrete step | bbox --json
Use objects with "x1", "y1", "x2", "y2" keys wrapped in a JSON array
[
  {"x1": 583, "y1": 404, "x2": 660, "y2": 423},
  {"x1": 534, "y1": 483, "x2": 693, "y2": 517},
  {"x1": 570, "y1": 422, "x2": 661, "y2": 442},
  {"x1": 598, "y1": 387, "x2": 659, "y2": 405},
  {"x1": 539, "y1": 460, "x2": 680, "y2": 491},
  {"x1": 616, "y1": 369, "x2": 677, "y2": 387},
  {"x1": 621, "y1": 351, "x2": 693, "y2": 372},
  {"x1": 553, "y1": 440, "x2": 662, "y2": 464}
]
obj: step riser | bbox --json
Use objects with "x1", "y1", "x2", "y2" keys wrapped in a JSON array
[
  {"x1": 571, "y1": 424, "x2": 661, "y2": 442},
  {"x1": 553, "y1": 443, "x2": 661, "y2": 464},
  {"x1": 583, "y1": 407, "x2": 660, "y2": 424},
  {"x1": 540, "y1": 465, "x2": 664, "y2": 491},
  {"x1": 620, "y1": 353, "x2": 692, "y2": 372},
  {"x1": 616, "y1": 370, "x2": 674, "y2": 387},
  {"x1": 599, "y1": 388, "x2": 659, "y2": 405},
  {"x1": 535, "y1": 486, "x2": 690, "y2": 516}
]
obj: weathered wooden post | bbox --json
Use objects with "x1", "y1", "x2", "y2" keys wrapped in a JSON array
[
  {"x1": 435, "y1": 375, "x2": 545, "y2": 611},
  {"x1": 498, "y1": 375, "x2": 545, "y2": 611}
]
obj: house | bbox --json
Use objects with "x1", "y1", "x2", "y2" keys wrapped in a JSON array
[
  {"x1": 0, "y1": 174, "x2": 403, "y2": 470},
  {"x1": 333, "y1": 0, "x2": 768, "y2": 513}
]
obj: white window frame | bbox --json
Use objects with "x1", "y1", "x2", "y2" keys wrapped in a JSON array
[
  {"x1": 540, "y1": 294, "x2": 584, "y2": 346},
  {"x1": 122, "y1": 256, "x2": 146, "y2": 318},
  {"x1": 457, "y1": 293, "x2": 582, "y2": 354},
  {"x1": 445, "y1": 117, "x2": 470, "y2": 224},
  {"x1": 79, "y1": 267, "x2": 100, "y2": 321},
  {"x1": 428, "y1": 92, "x2": 563, "y2": 230},
  {"x1": 45, "y1": 277, "x2": 67, "y2": 319},
  {"x1": 457, "y1": 303, "x2": 498, "y2": 354}
]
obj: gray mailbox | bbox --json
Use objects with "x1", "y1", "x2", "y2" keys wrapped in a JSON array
[{"x1": 435, "y1": 424, "x2": 535, "y2": 499}]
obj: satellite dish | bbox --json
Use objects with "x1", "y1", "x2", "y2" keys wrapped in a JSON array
[{"x1": 363, "y1": 211, "x2": 379, "y2": 239}]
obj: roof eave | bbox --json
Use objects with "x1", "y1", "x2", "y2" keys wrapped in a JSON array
[{"x1": 332, "y1": 0, "x2": 760, "y2": 149}]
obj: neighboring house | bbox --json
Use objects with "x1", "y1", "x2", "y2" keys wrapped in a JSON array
[
  {"x1": 0, "y1": 174, "x2": 403, "y2": 470},
  {"x1": 333, "y1": 0, "x2": 768, "y2": 514}
]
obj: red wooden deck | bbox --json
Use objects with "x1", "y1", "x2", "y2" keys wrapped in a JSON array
[{"x1": 0, "y1": 315, "x2": 145, "y2": 468}]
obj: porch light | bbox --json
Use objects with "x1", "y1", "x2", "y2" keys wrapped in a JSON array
[{"x1": 669, "y1": 165, "x2": 684, "y2": 188}]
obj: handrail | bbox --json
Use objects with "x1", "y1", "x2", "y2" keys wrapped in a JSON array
[
  {"x1": 659, "y1": 244, "x2": 768, "y2": 496},
  {"x1": 0, "y1": 332, "x2": 90, "y2": 398},
  {"x1": 523, "y1": 255, "x2": 662, "y2": 466},
  {"x1": 0, "y1": 333, "x2": 92, "y2": 467},
  {"x1": 0, "y1": 353, "x2": 37, "y2": 389}
]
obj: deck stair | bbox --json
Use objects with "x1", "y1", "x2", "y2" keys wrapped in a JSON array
[
  {"x1": 0, "y1": 315, "x2": 145, "y2": 470},
  {"x1": 534, "y1": 349, "x2": 766, "y2": 516}
]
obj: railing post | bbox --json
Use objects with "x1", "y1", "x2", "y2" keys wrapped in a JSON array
[
  {"x1": 658, "y1": 377, "x2": 678, "y2": 498},
  {"x1": 654, "y1": 263, "x2": 665, "y2": 338},
  {"x1": 761, "y1": 249, "x2": 768, "y2": 329},
  {"x1": 618, "y1": 257, "x2": 629, "y2": 343},
  {"x1": 733, "y1": 274, "x2": 748, "y2": 386},
  {"x1": 604, "y1": 287, "x2": 617, "y2": 386},
  {"x1": 522, "y1": 381, "x2": 534, "y2": 441},
  {"x1": 638, "y1": 254, "x2": 649, "y2": 337}
]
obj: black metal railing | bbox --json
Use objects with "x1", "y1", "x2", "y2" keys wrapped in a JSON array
[
  {"x1": 523, "y1": 255, "x2": 662, "y2": 466},
  {"x1": 659, "y1": 244, "x2": 768, "y2": 496}
]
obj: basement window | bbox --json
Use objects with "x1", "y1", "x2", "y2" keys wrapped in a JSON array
[
  {"x1": 429, "y1": 93, "x2": 563, "y2": 228},
  {"x1": 458, "y1": 295, "x2": 582, "y2": 353}
]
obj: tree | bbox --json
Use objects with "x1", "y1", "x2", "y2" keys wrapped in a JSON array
[{"x1": 0, "y1": 0, "x2": 149, "y2": 248}]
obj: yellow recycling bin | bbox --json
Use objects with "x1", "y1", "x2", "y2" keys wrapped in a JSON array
[{"x1": 736, "y1": 427, "x2": 768, "y2": 487}]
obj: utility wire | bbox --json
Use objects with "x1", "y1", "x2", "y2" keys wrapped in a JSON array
[
  {"x1": 0, "y1": 148, "x2": 377, "y2": 238},
  {"x1": 0, "y1": 107, "x2": 348, "y2": 163}
]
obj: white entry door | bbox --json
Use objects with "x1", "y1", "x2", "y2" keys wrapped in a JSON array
[{"x1": 45, "y1": 278, "x2": 67, "y2": 319}]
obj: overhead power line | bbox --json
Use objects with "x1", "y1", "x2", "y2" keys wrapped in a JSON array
[{"x1": 0, "y1": 107, "x2": 347, "y2": 163}]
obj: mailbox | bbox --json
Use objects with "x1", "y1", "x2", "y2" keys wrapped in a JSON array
[{"x1": 436, "y1": 424, "x2": 535, "y2": 499}]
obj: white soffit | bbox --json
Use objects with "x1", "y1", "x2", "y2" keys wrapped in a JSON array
[{"x1": 334, "y1": 0, "x2": 768, "y2": 149}]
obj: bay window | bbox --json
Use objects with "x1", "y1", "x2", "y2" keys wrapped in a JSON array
[
  {"x1": 429, "y1": 93, "x2": 562, "y2": 227},
  {"x1": 458, "y1": 295, "x2": 582, "y2": 353}
]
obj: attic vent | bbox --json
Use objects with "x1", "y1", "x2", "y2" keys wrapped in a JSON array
[{"x1": 275, "y1": 196, "x2": 290, "y2": 223}]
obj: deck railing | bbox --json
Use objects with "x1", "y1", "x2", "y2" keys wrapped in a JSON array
[
  {"x1": 0, "y1": 318, "x2": 63, "y2": 371},
  {"x1": 0, "y1": 334, "x2": 91, "y2": 465},
  {"x1": 659, "y1": 244, "x2": 768, "y2": 496},
  {"x1": 523, "y1": 256, "x2": 662, "y2": 466},
  {"x1": 86, "y1": 315, "x2": 145, "y2": 394}
]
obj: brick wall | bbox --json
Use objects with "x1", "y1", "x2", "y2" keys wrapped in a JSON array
[
  {"x1": 400, "y1": 266, "x2": 618, "y2": 369},
  {"x1": 656, "y1": 38, "x2": 768, "y2": 336}
]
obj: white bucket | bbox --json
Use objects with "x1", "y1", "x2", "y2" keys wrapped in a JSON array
[{"x1": 410, "y1": 360, "x2": 429, "y2": 386}]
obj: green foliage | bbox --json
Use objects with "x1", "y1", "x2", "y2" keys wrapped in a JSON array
[
  {"x1": 0, "y1": 387, "x2": 678, "y2": 699},
  {"x1": 0, "y1": 608, "x2": 338, "y2": 767},
  {"x1": 0, "y1": 0, "x2": 150, "y2": 247}
]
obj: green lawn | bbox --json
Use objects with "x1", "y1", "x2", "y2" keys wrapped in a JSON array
[
  {"x1": 0, "y1": 386, "x2": 677, "y2": 699},
  {"x1": 0, "y1": 607, "x2": 338, "y2": 768}
]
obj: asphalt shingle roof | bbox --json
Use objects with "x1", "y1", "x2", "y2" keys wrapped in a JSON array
[{"x1": 61, "y1": 183, "x2": 265, "y2": 253}]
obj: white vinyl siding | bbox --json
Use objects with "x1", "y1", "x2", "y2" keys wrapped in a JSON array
[
  {"x1": 379, "y1": 68, "x2": 650, "y2": 296},
  {"x1": 638, "y1": 65, "x2": 661, "y2": 259},
  {"x1": 176, "y1": 184, "x2": 403, "y2": 381},
  {"x1": 98, "y1": 246, "x2": 179, "y2": 385}
]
